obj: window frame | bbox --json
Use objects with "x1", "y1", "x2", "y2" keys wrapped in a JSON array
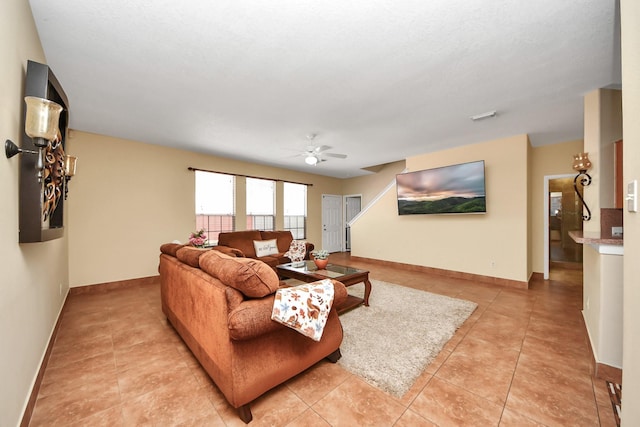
[
  {"x1": 195, "y1": 171, "x2": 236, "y2": 243},
  {"x1": 283, "y1": 182, "x2": 307, "y2": 239},
  {"x1": 246, "y1": 177, "x2": 276, "y2": 231}
]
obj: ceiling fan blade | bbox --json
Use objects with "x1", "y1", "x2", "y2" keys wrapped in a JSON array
[
  {"x1": 324, "y1": 152, "x2": 347, "y2": 159},
  {"x1": 314, "y1": 145, "x2": 332, "y2": 153}
]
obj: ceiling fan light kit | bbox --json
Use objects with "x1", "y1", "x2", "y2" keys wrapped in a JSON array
[{"x1": 298, "y1": 133, "x2": 347, "y2": 166}]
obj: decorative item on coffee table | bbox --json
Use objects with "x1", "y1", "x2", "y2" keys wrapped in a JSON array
[{"x1": 311, "y1": 249, "x2": 329, "y2": 269}]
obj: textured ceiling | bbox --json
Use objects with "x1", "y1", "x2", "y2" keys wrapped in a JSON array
[{"x1": 29, "y1": 0, "x2": 620, "y2": 178}]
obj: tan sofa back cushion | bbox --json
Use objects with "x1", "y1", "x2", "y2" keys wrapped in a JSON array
[
  {"x1": 199, "y1": 250, "x2": 279, "y2": 298},
  {"x1": 176, "y1": 246, "x2": 210, "y2": 268},
  {"x1": 218, "y1": 230, "x2": 262, "y2": 258},
  {"x1": 160, "y1": 243, "x2": 185, "y2": 257}
]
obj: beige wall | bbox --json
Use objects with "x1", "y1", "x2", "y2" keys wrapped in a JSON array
[
  {"x1": 598, "y1": 90, "x2": 623, "y2": 209},
  {"x1": 2, "y1": 2, "x2": 637, "y2": 425},
  {"x1": 583, "y1": 89, "x2": 623, "y2": 231},
  {"x1": 341, "y1": 161, "x2": 406, "y2": 207},
  {"x1": 581, "y1": 88, "x2": 624, "y2": 375},
  {"x1": 350, "y1": 134, "x2": 530, "y2": 283},
  {"x1": 0, "y1": 1, "x2": 70, "y2": 425},
  {"x1": 529, "y1": 139, "x2": 584, "y2": 273},
  {"x1": 67, "y1": 131, "x2": 343, "y2": 286},
  {"x1": 527, "y1": 141, "x2": 533, "y2": 276},
  {"x1": 621, "y1": 0, "x2": 640, "y2": 422}
]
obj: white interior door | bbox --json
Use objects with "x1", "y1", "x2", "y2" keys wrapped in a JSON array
[{"x1": 322, "y1": 194, "x2": 342, "y2": 252}]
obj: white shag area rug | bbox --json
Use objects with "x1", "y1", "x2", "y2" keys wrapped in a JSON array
[{"x1": 338, "y1": 279, "x2": 477, "y2": 398}]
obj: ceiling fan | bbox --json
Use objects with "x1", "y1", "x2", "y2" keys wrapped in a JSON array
[{"x1": 299, "y1": 134, "x2": 347, "y2": 166}]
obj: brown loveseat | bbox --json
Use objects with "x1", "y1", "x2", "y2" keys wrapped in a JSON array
[
  {"x1": 159, "y1": 243, "x2": 346, "y2": 423},
  {"x1": 212, "y1": 230, "x2": 314, "y2": 268}
]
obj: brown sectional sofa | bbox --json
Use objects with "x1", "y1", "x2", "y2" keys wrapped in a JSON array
[
  {"x1": 212, "y1": 230, "x2": 314, "y2": 268},
  {"x1": 159, "y1": 243, "x2": 346, "y2": 423}
]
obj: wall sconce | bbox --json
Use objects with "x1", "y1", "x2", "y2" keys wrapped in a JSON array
[
  {"x1": 64, "y1": 155, "x2": 77, "y2": 199},
  {"x1": 572, "y1": 152, "x2": 593, "y2": 221},
  {"x1": 5, "y1": 96, "x2": 64, "y2": 181}
]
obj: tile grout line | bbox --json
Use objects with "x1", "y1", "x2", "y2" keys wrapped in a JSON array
[{"x1": 494, "y1": 286, "x2": 536, "y2": 425}]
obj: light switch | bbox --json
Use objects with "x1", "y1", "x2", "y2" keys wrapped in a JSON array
[{"x1": 627, "y1": 180, "x2": 638, "y2": 213}]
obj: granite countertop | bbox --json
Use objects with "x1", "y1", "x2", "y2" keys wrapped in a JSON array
[{"x1": 569, "y1": 230, "x2": 623, "y2": 246}]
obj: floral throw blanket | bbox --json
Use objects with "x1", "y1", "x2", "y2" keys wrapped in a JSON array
[
  {"x1": 284, "y1": 240, "x2": 307, "y2": 262},
  {"x1": 271, "y1": 279, "x2": 335, "y2": 341}
]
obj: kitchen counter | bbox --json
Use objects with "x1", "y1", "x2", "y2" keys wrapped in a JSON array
[{"x1": 569, "y1": 231, "x2": 623, "y2": 255}]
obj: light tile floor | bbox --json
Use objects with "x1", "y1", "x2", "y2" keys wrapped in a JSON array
[{"x1": 29, "y1": 254, "x2": 616, "y2": 426}]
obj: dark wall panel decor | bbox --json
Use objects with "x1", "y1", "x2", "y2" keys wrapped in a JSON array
[{"x1": 18, "y1": 60, "x2": 70, "y2": 243}]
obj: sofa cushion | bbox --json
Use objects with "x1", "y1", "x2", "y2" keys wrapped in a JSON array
[
  {"x1": 253, "y1": 239, "x2": 279, "y2": 257},
  {"x1": 176, "y1": 246, "x2": 209, "y2": 268},
  {"x1": 217, "y1": 230, "x2": 262, "y2": 258},
  {"x1": 225, "y1": 287, "x2": 245, "y2": 312},
  {"x1": 260, "y1": 231, "x2": 294, "y2": 253},
  {"x1": 257, "y1": 256, "x2": 279, "y2": 268},
  {"x1": 160, "y1": 243, "x2": 185, "y2": 257},
  {"x1": 211, "y1": 246, "x2": 244, "y2": 258},
  {"x1": 257, "y1": 254, "x2": 292, "y2": 268},
  {"x1": 199, "y1": 250, "x2": 279, "y2": 298}
]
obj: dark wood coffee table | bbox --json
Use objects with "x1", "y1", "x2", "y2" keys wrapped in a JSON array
[{"x1": 276, "y1": 261, "x2": 371, "y2": 313}]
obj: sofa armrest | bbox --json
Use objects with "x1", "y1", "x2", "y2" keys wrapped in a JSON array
[
  {"x1": 211, "y1": 245, "x2": 245, "y2": 258},
  {"x1": 228, "y1": 280, "x2": 347, "y2": 341},
  {"x1": 228, "y1": 296, "x2": 281, "y2": 341},
  {"x1": 304, "y1": 242, "x2": 315, "y2": 260},
  {"x1": 331, "y1": 280, "x2": 347, "y2": 306}
]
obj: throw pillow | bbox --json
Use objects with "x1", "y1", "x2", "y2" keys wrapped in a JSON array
[
  {"x1": 284, "y1": 240, "x2": 306, "y2": 262},
  {"x1": 253, "y1": 239, "x2": 279, "y2": 257},
  {"x1": 199, "y1": 250, "x2": 279, "y2": 298},
  {"x1": 271, "y1": 279, "x2": 335, "y2": 342}
]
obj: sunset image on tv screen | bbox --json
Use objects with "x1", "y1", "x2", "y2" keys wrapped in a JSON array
[{"x1": 396, "y1": 160, "x2": 486, "y2": 215}]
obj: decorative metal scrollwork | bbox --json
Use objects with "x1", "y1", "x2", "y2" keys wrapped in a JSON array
[
  {"x1": 42, "y1": 131, "x2": 65, "y2": 223},
  {"x1": 573, "y1": 171, "x2": 592, "y2": 221}
]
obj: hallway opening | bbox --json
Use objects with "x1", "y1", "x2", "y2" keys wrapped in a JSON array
[{"x1": 549, "y1": 177, "x2": 583, "y2": 266}]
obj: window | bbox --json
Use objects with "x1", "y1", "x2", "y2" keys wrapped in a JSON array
[
  {"x1": 195, "y1": 171, "x2": 235, "y2": 243},
  {"x1": 246, "y1": 178, "x2": 275, "y2": 231},
  {"x1": 283, "y1": 182, "x2": 307, "y2": 239}
]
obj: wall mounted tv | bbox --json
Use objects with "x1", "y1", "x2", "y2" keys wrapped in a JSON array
[{"x1": 396, "y1": 160, "x2": 486, "y2": 215}]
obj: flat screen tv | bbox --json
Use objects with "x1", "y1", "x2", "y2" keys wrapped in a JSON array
[{"x1": 396, "y1": 160, "x2": 486, "y2": 215}]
